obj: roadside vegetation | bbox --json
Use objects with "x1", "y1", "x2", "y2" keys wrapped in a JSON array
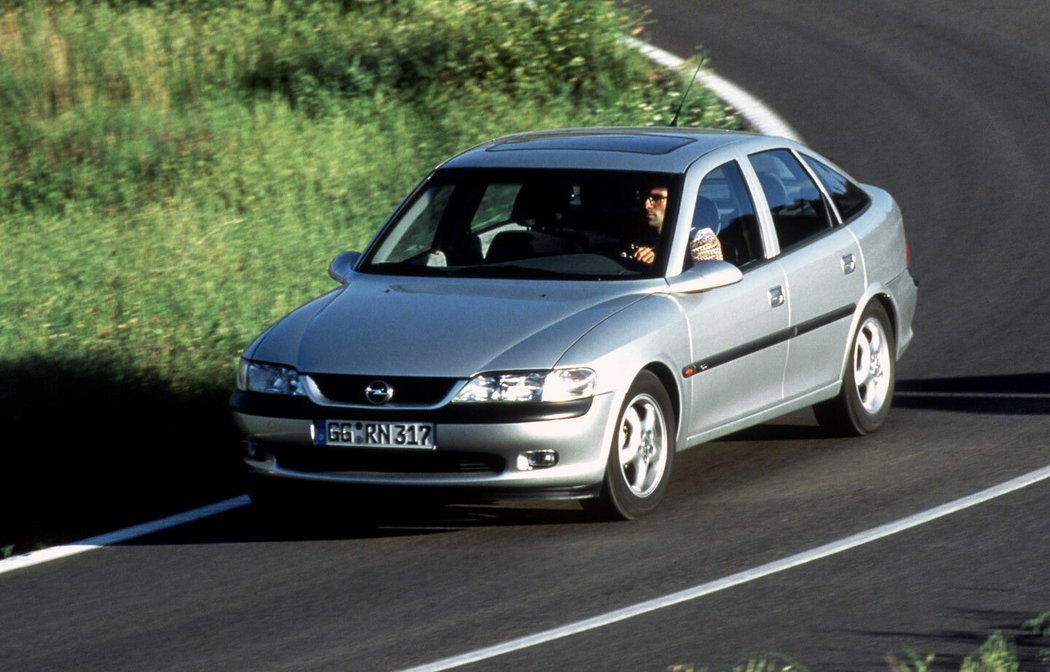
[
  {"x1": 667, "y1": 611, "x2": 1050, "y2": 671},
  {"x1": 0, "y1": 0, "x2": 738, "y2": 554}
]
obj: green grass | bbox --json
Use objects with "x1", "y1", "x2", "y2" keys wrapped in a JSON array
[{"x1": 0, "y1": 0, "x2": 740, "y2": 553}]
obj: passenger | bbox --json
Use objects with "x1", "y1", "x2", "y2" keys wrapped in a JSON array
[{"x1": 686, "y1": 196, "x2": 724, "y2": 266}]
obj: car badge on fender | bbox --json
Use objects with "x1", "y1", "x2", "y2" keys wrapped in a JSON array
[{"x1": 365, "y1": 380, "x2": 393, "y2": 405}]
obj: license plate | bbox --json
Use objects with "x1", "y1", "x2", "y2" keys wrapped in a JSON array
[{"x1": 319, "y1": 420, "x2": 436, "y2": 449}]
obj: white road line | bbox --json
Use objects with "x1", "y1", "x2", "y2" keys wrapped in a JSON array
[
  {"x1": 402, "y1": 464, "x2": 1050, "y2": 672},
  {"x1": 626, "y1": 37, "x2": 803, "y2": 141},
  {"x1": 0, "y1": 495, "x2": 251, "y2": 576}
]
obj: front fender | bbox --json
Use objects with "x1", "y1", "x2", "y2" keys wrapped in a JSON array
[{"x1": 556, "y1": 293, "x2": 691, "y2": 453}]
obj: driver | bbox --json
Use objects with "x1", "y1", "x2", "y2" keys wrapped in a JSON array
[{"x1": 628, "y1": 185, "x2": 669, "y2": 264}]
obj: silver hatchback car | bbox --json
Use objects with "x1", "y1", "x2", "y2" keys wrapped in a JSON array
[{"x1": 231, "y1": 127, "x2": 918, "y2": 519}]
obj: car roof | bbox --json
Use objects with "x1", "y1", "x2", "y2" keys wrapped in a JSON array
[{"x1": 438, "y1": 127, "x2": 780, "y2": 173}]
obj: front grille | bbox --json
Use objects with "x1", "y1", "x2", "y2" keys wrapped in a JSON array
[
  {"x1": 308, "y1": 374, "x2": 460, "y2": 406},
  {"x1": 271, "y1": 445, "x2": 505, "y2": 475}
]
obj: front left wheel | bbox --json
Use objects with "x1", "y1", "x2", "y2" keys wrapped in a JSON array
[{"x1": 587, "y1": 371, "x2": 675, "y2": 520}]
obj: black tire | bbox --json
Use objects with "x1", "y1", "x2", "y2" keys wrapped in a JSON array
[
  {"x1": 587, "y1": 371, "x2": 676, "y2": 520},
  {"x1": 814, "y1": 301, "x2": 895, "y2": 436}
]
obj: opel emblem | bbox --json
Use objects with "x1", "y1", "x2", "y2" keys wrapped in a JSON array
[{"x1": 365, "y1": 380, "x2": 393, "y2": 405}]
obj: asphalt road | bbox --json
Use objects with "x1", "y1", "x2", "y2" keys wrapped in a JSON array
[{"x1": 3, "y1": 2, "x2": 1049, "y2": 670}]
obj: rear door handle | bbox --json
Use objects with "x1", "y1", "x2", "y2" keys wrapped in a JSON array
[
  {"x1": 769, "y1": 286, "x2": 785, "y2": 308},
  {"x1": 841, "y1": 253, "x2": 857, "y2": 275}
]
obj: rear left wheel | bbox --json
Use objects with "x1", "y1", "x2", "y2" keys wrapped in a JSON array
[{"x1": 815, "y1": 301, "x2": 895, "y2": 436}]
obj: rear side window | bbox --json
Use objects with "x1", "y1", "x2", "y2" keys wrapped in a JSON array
[
  {"x1": 749, "y1": 149, "x2": 833, "y2": 250},
  {"x1": 801, "y1": 155, "x2": 871, "y2": 222}
]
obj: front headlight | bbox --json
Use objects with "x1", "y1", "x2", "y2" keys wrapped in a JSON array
[
  {"x1": 237, "y1": 359, "x2": 306, "y2": 396},
  {"x1": 453, "y1": 368, "x2": 595, "y2": 403}
]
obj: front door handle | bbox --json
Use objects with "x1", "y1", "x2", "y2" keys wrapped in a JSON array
[
  {"x1": 769, "y1": 286, "x2": 785, "y2": 308},
  {"x1": 841, "y1": 253, "x2": 857, "y2": 275}
]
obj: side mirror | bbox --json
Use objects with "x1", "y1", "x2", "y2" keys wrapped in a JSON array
[
  {"x1": 666, "y1": 260, "x2": 743, "y2": 294},
  {"x1": 328, "y1": 251, "x2": 362, "y2": 284}
]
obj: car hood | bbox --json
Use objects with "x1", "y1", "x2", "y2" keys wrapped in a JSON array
[{"x1": 248, "y1": 273, "x2": 658, "y2": 377}]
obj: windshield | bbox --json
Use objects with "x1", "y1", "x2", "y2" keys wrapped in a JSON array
[{"x1": 361, "y1": 168, "x2": 682, "y2": 280}]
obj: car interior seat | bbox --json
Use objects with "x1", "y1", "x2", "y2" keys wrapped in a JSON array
[{"x1": 486, "y1": 182, "x2": 582, "y2": 262}]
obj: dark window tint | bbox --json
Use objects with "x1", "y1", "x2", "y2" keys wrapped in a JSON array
[
  {"x1": 749, "y1": 149, "x2": 833, "y2": 250},
  {"x1": 692, "y1": 161, "x2": 762, "y2": 267},
  {"x1": 363, "y1": 168, "x2": 681, "y2": 280},
  {"x1": 801, "y1": 155, "x2": 871, "y2": 222}
]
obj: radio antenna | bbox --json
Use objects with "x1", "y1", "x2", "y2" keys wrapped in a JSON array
[{"x1": 669, "y1": 57, "x2": 706, "y2": 128}]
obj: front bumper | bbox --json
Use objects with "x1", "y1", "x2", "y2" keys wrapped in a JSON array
[{"x1": 230, "y1": 390, "x2": 616, "y2": 499}]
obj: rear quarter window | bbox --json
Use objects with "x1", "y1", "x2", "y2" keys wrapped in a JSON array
[{"x1": 801, "y1": 155, "x2": 872, "y2": 223}]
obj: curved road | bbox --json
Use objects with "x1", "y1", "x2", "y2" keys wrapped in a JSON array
[{"x1": 3, "y1": 3, "x2": 1050, "y2": 670}]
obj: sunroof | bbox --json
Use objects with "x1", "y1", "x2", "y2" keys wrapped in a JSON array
[{"x1": 488, "y1": 133, "x2": 696, "y2": 156}]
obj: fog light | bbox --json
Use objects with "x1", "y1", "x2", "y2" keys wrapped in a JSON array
[{"x1": 517, "y1": 450, "x2": 559, "y2": 470}]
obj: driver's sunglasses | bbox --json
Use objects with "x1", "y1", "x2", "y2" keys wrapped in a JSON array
[{"x1": 645, "y1": 193, "x2": 668, "y2": 204}]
